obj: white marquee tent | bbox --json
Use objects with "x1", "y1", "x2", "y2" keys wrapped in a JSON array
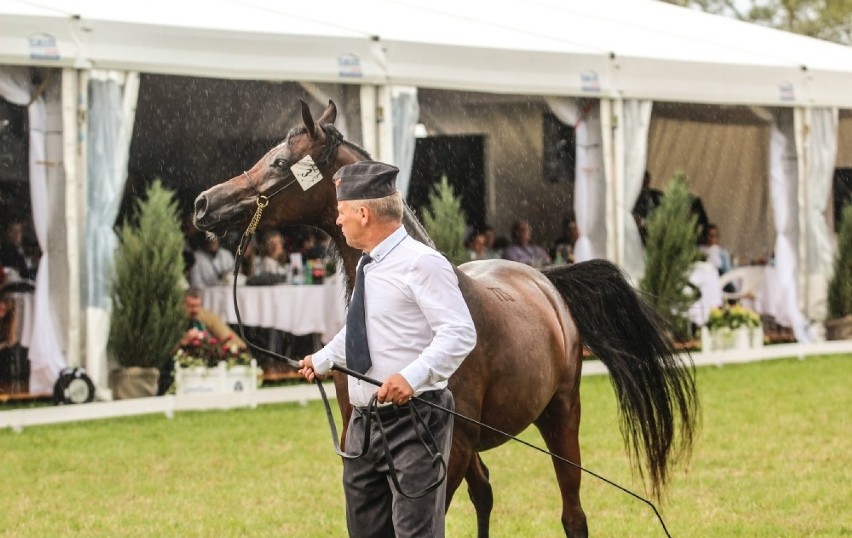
[{"x1": 1, "y1": 0, "x2": 850, "y2": 398}]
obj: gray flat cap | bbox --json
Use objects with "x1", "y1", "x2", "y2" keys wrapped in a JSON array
[{"x1": 334, "y1": 161, "x2": 399, "y2": 201}]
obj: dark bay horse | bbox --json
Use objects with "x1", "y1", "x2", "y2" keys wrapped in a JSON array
[{"x1": 193, "y1": 99, "x2": 699, "y2": 537}]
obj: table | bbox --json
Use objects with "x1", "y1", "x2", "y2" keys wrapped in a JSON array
[{"x1": 200, "y1": 275, "x2": 347, "y2": 344}]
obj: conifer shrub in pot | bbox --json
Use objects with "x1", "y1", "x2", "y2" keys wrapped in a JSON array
[{"x1": 108, "y1": 180, "x2": 186, "y2": 398}]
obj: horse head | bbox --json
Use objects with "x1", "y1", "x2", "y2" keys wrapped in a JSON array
[{"x1": 193, "y1": 99, "x2": 353, "y2": 239}]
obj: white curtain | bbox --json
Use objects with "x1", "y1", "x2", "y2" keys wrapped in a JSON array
[
  {"x1": 769, "y1": 109, "x2": 813, "y2": 342},
  {"x1": 622, "y1": 99, "x2": 653, "y2": 280},
  {"x1": 391, "y1": 86, "x2": 419, "y2": 198},
  {"x1": 85, "y1": 71, "x2": 139, "y2": 396},
  {"x1": 545, "y1": 97, "x2": 606, "y2": 261},
  {"x1": 0, "y1": 66, "x2": 66, "y2": 393},
  {"x1": 804, "y1": 107, "x2": 839, "y2": 322}
]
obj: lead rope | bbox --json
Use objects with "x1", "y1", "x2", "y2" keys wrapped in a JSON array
[{"x1": 229, "y1": 194, "x2": 672, "y2": 537}]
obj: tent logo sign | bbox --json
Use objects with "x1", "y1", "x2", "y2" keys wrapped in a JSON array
[
  {"x1": 581, "y1": 70, "x2": 600, "y2": 92},
  {"x1": 338, "y1": 54, "x2": 363, "y2": 78},
  {"x1": 779, "y1": 81, "x2": 795, "y2": 102},
  {"x1": 28, "y1": 33, "x2": 60, "y2": 60}
]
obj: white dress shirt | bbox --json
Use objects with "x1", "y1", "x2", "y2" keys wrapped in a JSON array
[
  {"x1": 190, "y1": 248, "x2": 235, "y2": 288},
  {"x1": 312, "y1": 226, "x2": 477, "y2": 407}
]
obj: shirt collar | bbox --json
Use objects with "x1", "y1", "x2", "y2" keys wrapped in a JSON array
[{"x1": 368, "y1": 226, "x2": 408, "y2": 263}]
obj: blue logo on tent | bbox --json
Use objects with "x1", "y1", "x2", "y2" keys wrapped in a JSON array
[
  {"x1": 338, "y1": 54, "x2": 363, "y2": 78},
  {"x1": 29, "y1": 33, "x2": 60, "y2": 60},
  {"x1": 581, "y1": 71, "x2": 600, "y2": 92},
  {"x1": 779, "y1": 82, "x2": 795, "y2": 102}
]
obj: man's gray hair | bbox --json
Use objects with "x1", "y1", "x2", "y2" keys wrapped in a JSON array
[{"x1": 361, "y1": 191, "x2": 404, "y2": 222}]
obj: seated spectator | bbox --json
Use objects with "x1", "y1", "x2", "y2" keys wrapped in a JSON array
[
  {"x1": 189, "y1": 235, "x2": 235, "y2": 288},
  {"x1": 481, "y1": 225, "x2": 503, "y2": 258},
  {"x1": 304, "y1": 231, "x2": 332, "y2": 261},
  {"x1": 0, "y1": 293, "x2": 20, "y2": 386},
  {"x1": 550, "y1": 215, "x2": 579, "y2": 264},
  {"x1": 159, "y1": 288, "x2": 246, "y2": 394},
  {"x1": 254, "y1": 229, "x2": 289, "y2": 277},
  {"x1": 0, "y1": 292, "x2": 18, "y2": 351},
  {"x1": 503, "y1": 219, "x2": 551, "y2": 268},
  {"x1": 466, "y1": 230, "x2": 499, "y2": 261},
  {"x1": 0, "y1": 220, "x2": 38, "y2": 281},
  {"x1": 700, "y1": 223, "x2": 733, "y2": 276}
]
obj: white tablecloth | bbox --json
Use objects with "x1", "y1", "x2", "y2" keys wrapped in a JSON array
[{"x1": 200, "y1": 275, "x2": 347, "y2": 344}]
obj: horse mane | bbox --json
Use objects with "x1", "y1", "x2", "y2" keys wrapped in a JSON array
[{"x1": 402, "y1": 202, "x2": 435, "y2": 249}]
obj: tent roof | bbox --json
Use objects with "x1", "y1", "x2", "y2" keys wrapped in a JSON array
[{"x1": 2, "y1": 0, "x2": 851, "y2": 106}]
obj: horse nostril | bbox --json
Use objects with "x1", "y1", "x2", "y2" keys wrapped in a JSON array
[{"x1": 194, "y1": 194, "x2": 208, "y2": 221}]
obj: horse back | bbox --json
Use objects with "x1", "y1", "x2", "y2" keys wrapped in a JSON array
[{"x1": 449, "y1": 260, "x2": 583, "y2": 446}]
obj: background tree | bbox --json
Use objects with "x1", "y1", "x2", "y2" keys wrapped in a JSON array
[
  {"x1": 661, "y1": 0, "x2": 851, "y2": 45},
  {"x1": 421, "y1": 176, "x2": 468, "y2": 266},
  {"x1": 640, "y1": 171, "x2": 702, "y2": 341}
]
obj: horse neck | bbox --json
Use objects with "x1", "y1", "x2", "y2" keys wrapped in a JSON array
[
  {"x1": 318, "y1": 142, "x2": 435, "y2": 297},
  {"x1": 320, "y1": 142, "x2": 369, "y2": 299}
]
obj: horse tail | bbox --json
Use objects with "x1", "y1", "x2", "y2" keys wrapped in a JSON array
[{"x1": 543, "y1": 259, "x2": 699, "y2": 499}]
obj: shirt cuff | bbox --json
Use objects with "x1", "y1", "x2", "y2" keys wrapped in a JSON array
[
  {"x1": 399, "y1": 360, "x2": 430, "y2": 392},
  {"x1": 311, "y1": 349, "x2": 333, "y2": 376}
]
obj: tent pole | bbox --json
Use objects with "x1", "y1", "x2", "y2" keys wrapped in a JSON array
[{"x1": 61, "y1": 68, "x2": 83, "y2": 367}]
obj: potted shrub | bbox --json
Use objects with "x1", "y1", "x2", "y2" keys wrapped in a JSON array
[
  {"x1": 639, "y1": 171, "x2": 702, "y2": 342},
  {"x1": 108, "y1": 180, "x2": 186, "y2": 399},
  {"x1": 826, "y1": 204, "x2": 852, "y2": 340}
]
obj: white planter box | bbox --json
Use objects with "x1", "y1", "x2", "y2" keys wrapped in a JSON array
[
  {"x1": 174, "y1": 360, "x2": 261, "y2": 395},
  {"x1": 702, "y1": 326, "x2": 764, "y2": 352}
]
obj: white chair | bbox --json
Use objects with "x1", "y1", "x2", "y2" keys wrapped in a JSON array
[{"x1": 718, "y1": 266, "x2": 766, "y2": 309}]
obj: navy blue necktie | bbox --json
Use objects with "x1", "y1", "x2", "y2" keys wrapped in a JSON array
[{"x1": 346, "y1": 254, "x2": 374, "y2": 374}]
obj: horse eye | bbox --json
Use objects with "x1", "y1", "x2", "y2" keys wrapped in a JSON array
[{"x1": 272, "y1": 158, "x2": 287, "y2": 169}]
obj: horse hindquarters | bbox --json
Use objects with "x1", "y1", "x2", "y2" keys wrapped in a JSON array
[{"x1": 542, "y1": 259, "x2": 699, "y2": 500}]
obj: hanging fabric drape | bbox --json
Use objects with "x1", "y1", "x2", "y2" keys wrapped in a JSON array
[
  {"x1": 85, "y1": 70, "x2": 139, "y2": 396},
  {"x1": 544, "y1": 97, "x2": 606, "y2": 262},
  {"x1": 390, "y1": 86, "x2": 419, "y2": 199},
  {"x1": 0, "y1": 65, "x2": 66, "y2": 393},
  {"x1": 769, "y1": 109, "x2": 812, "y2": 342},
  {"x1": 621, "y1": 99, "x2": 653, "y2": 281},
  {"x1": 803, "y1": 107, "x2": 839, "y2": 321}
]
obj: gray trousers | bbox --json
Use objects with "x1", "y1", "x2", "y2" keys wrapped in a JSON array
[{"x1": 343, "y1": 389, "x2": 454, "y2": 538}]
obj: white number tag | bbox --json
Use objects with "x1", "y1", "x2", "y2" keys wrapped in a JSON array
[{"x1": 290, "y1": 155, "x2": 323, "y2": 191}]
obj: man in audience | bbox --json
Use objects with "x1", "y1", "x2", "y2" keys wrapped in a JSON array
[
  {"x1": 159, "y1": 288, "x2": 246, "y2": 394},
  {"x1": 189, "y1": 235, "x2": 235, "y2": 288}
]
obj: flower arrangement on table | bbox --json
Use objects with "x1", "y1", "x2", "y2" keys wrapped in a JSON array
[
  {"x1": 707, "y1": 304, "x2": 761, "y2": 332},
  {"x1": 173, "y1": 329, "x2": 252, "y2": 369}
]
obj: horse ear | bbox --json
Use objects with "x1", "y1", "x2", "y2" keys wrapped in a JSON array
[
  {"x1": 316, "y1": 100, "x2": 337, "y2": 126},
  {"x1": 300, "y1": 98, "x2": 318, "y2": 139}
]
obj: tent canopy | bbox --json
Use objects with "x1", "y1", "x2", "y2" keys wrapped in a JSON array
[{"x1": 2, "y1": 0, "x2": 852, "y2": 106}]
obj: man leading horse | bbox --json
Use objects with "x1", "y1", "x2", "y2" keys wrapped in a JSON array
[{"x1": 299, "y1": 161, "x2": 476, "y2": 537}]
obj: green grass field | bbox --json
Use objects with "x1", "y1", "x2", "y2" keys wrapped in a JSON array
[{"x1": 0, "y1": 355, "x2": 849, "y2": 537}]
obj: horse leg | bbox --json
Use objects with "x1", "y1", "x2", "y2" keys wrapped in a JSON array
[
  {"x1": 535, "y1": 388, "x2": 588, "y2": 538},
  {"x1": 464, "y1": 454, "x2": 493, "y2": 538}
]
